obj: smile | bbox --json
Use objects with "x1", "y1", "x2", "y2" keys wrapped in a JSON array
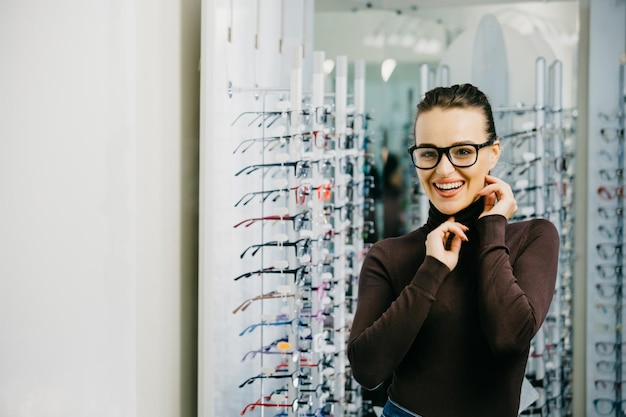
[{"x1": 434, "y1": 181, "x2": 464, "y2": 191}]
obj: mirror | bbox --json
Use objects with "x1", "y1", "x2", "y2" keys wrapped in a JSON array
[{"x1": 314, "y1": 0, "x2": 579, "y2": 240}]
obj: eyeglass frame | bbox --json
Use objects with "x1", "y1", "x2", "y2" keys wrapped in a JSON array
[
  {"x1": 240, "y1": 338, "x2": 295, "y2": 362},
  {"x1": 593, "y1": 397, "x2": 626, "y2": 415},
  {"x1": 407, "y1": 137, "x2": 498, "y2": 170},
  {"x1": 232, "y1": 289, "x2": 295, "y2": 314},
  {"x1": 233, "y1": 210, "x2": 311, "y2": 230},
  {"x1": 238, "y1": 369, "x2": 306, "y2": 389},
  {"x1": 238, "y1": 315, "x2": 299, "y2": 336},
  {"x1": 595, "y1": 378, "x2": 624, "y2": 392},
  {"x1": 596, "y1": 341, "x2": 626, "y2": 356},
  {"x1": 596, "y1": 263, "x2": 623, "y2": 279},
  {"x1": 240, "y1": 237, "x2": 312, "y2": 259},
  {"x1": 233, "y1": 264, "x2": 310, "y2": 282}
]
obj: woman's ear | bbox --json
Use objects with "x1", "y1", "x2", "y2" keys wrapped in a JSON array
[{"x1": 489, "y1": 140, "x2": 501, "y2": 170}]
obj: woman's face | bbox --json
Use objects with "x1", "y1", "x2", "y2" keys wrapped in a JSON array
[{"x1": 414, "y1": 107, "x2": 500, "y2": 215}]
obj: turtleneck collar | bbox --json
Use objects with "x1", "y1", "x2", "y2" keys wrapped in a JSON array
[{"x1": 424, "y1": 196, "x2": 485, "y2": 232}]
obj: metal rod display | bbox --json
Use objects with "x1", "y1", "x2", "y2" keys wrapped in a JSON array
[
  {"x1": 231, "y1": 51, "x2": 371, "y2": 417},
  {"x1": 535, "y1": 57, "x2": 546, "y2": 218},
  {"x1": 614, "y1": 62, "x2": 625, "y2": 417}
]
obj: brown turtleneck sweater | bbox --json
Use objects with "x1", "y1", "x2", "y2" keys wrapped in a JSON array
[{"x1": 347, "y1": 198, "x2": 559, "y2": 417}]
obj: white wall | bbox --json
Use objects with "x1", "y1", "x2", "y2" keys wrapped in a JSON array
[
  {"x1": 0, "y1": 1, "x2": 200, "y2": 416},
  {"x1": 135, "y1": 0, "x2": 200, "y2": 416}
]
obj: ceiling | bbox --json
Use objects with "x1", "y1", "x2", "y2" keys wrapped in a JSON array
[
  {"x1": 314, "y1": 0, "x2": 580, "y2": 64},
  {"x1": 315, "y1": 0, "x2": 576, "y2": 13}
]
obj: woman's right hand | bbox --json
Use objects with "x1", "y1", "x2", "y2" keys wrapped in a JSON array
[{"x1": 425, "y1": 217, "x2": 469, "y2": 271}]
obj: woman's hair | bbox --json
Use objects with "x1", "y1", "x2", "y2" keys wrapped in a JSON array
[{"x1": 415, "y1": 83, "x2": 497, "y2": 139}]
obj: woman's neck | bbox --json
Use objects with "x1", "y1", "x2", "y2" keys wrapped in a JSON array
[{"x1": 425, "y1": 197, "x2": 485, "y2": 231}]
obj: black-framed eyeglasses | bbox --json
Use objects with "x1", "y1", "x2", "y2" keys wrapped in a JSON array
[
  {"x1": 593, "y1": 397, "x2": 626, "y2": 415},
  {"x1": 238, "y1": 369, "x2": 307, "y2": 389},
  {"x1": 240, "y1": 238, "x2": 311, "y2": 259},
  {"x1": 596, "y1": 282, "x2": 622, "y2": 298},
  {"x1": 597, "y1": 243, "x2": 623, "y2": 260},
  {"x1": 596, "y1": 263, "x2": 623, "y2": 279},
  {"x1": 595, "y1": 379, "x2": 624, "y2": 392},
  {"x1": 596, "y1": 341, "x2": 626, "y2": 356},
  {"x1": 407, "y1": 137, "x2": 497, "y2": 170}
]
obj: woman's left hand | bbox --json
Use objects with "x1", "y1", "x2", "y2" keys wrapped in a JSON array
[{"x1": 476, "y1": 174, "x2": 518, "y2": 220}]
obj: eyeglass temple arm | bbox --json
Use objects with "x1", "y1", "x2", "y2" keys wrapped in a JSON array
[
  {"x1": 232, "y1": 138, "x2": 258, "y2": 154},
  {"x1": 237, "y1": 375, "x2": 259, "y2": 388},
  {"x1": 235, "y1": 188, "x2": 288, "y2": 207},
  {"x1": 230, "y1": 110, "x2": 264, "y2": 126},
  {"x1": 233, "y1": 134, "x2": 289, "y2": 154},
  {"x1": 234, "y1": 265, "x2": 281, "y2": 281},
  {"x1": 240, "y1": 242, "x2": 282, "y2": 258},
  {"x1": 240, "y1": 239, "x2": 308, "y2": 258},
  {"x1": 232, "y1": 289, "x2": 287, "y2": 313},
  {"x1": 238, "y1": 322, "x2": 264, "y2": 336},
  {"x1": 234, "y1": 214, "x2": 300, "y2": 228},
  {"x1": 232, "y1": 218, "x2": 257, "y2": 228},
  {"x1": 236, "y1": 162, "x2": 300, "y2": 177},
  {"x1": 234, "y1": 164, "x2": 263, "y2": 176}
]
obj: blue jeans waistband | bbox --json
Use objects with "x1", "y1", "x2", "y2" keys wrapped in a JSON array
[{"x1": 382, "y1": 398, "x2": 424, "y2": 417}]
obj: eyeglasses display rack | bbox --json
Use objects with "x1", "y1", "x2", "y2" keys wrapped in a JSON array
[
  {"x1": 510, "y1": 58, "x2": 577, "y2": 417},
  {"x1": 586, "y1": 60, "x2": 626, "y2": 417},
  {"x1": 231, "y1": 46, "x2": 373, "y2": 417}
]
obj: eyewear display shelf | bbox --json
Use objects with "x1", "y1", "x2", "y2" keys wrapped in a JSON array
[
  {"x1": 586, "y1": 61, "x2": 626, "y2": 417},
  {"x1": 231, "y1": 48, "x2": 373, "y2": 417},
  {"x1": 405, "y1": 58, "x2": 576, "y2": 417}
]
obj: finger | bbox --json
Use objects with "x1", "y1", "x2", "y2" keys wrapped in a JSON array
[
  {"x1": 480, "y1": 183, "x2": 514, "y2": 201},
  {"x1": 428, "y1": 225, "x2": 468, "y2": 251},
  {"x1": 444, "y1": 216, "x2": 469, "y2": 230},
  {"x1": 483, "y1": 191, "x2": 497, "y2": 209},
  {"x1": 447, "y1": 233, "x2": 463, "y2": 253},
  {"x1": 484, "y1": 174, "x2": 504, "y2": 184},
  {"x1": 477, "y1": 183, "x2": 501, "y2": 196},
  {"x1": 487, "y1": 175, "x2": 513, "y2": 190},
  {"x1": 482, "y1": 175, "x2": 513, "y2": 194},
  {"x1": 444, "y1": 232, "x2": 455, "y2": 250},
  {"x1": 439, "y1": 218, "x2": 469, "y2": 232},
  {"x1": 433, "y1": 218, "x2": 469, "y2": 237},
  {"x1": 439, "y1": 222, "x2": 469, "y2": 242}
]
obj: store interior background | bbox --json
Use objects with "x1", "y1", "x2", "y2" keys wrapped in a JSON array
[
  {"x1": 0, "y1": 1, "x2": 624, "y2": 417},
  {"x1": 314, "y1": 0, "x2": 579, "y2": 162},
  {"x1": 313, "y1": 0, "x2": 580, "y2": 238}
]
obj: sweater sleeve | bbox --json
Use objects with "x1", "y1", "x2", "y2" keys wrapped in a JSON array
[
  {"x1": 475, "y1": 215, "x2": 559, "y2": 356},
  {"x1": 347, "y1": 239, "x2": 451, "y2": 389}
]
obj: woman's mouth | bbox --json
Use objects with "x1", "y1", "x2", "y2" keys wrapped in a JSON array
[{"x1": 434, "y1": 181, "x2": 464, "y2": 191}]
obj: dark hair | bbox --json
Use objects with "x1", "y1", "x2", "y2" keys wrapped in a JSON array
[
  {"x1": 414, "y1": 83, "x2": 496, "y2": 139},
  {"x1": 382, "y1": 153, "x2": 400, "y2": 189}
]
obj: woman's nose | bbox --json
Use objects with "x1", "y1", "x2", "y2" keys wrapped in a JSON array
[{"x1": 435, "y1": 152, "x2": 456, "y2": 176}]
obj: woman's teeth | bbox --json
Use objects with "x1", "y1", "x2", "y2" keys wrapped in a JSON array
[{"x1": 435, "y1": 181, "x2": 463, "y2": 190}]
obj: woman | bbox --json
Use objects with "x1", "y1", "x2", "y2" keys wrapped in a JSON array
[{"x1": 347, "y1": 84, "x2": 559, "y2": 417}]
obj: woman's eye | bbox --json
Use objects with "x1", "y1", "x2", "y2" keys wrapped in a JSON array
[
  {"x1": 419, "y1": 150, "x2": 438, "y2": 159},
  {"x1": 452, "y1": 146, "x2": 474, "y2": 157}
]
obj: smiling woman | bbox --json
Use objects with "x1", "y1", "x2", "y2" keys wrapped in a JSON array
[
  {"x1": 412, "y1": 85, "x2": 502, "y2": 216},
  {"x1": 347, "y1": 83, "x2": 560, "y2": 417}
]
